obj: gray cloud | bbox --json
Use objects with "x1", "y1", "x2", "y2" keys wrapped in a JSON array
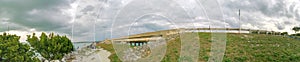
[
  {"x1": 0, "y1": 0, "x2": 300, "y2": 42},
  {"x1": 0, "y1": 0, "x2": 72, "y2": 32},
  {"x1": 222, "y1": 0, "x2": 300, "y2": 31}
]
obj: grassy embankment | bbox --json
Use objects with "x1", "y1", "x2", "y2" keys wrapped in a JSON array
[{"x1": 98, "y1": 32, "x2": 300, "y2": 62}]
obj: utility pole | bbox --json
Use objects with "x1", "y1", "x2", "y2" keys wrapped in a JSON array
[{"x1": 239, "y1": 9, "x2": 241, "y2": 34}]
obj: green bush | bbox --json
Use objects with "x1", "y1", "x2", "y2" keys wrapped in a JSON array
[
  {"x1": 0, "y1": 33, "x2": 40, "y2": 62},
  {"x1": 27, "y1": 32, "x2": 74, "y2": 61},
  {"x1": 291, "y1": 33, "x2": 300, "y2": 36}
]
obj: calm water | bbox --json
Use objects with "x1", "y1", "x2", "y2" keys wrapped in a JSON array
[{"x1": 72, "y1": 42, "x2": 92, "y2": 50}]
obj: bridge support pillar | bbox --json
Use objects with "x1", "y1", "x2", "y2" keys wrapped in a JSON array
[{"x1": 127, "y1": 42, "x2": 148, "y2": 47}]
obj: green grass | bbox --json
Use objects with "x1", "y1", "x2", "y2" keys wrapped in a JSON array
[
  {"x1": 97, "y1": 43, "x2": 121, "y2": 62},
  {"x1": 98, "y1": 33, "x2": 300, "y2": 62}
]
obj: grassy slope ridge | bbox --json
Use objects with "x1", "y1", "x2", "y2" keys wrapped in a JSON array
[{"x1": 98, "y1": 33, "x2": 300, "y2": 62}]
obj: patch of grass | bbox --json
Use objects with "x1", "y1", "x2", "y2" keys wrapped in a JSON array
[
  {"x1": 97, "y1": 42, "x2": 121, "y2": 62},
  {"x1": 161, "y1": 37, "x2": 181, "y2": 62},
  {"x1": 97, "y1": 32, "x2": 300, "y2": 62},
  {"x1": 223, "y1": 57, "x2": 231, "y2": 62}
]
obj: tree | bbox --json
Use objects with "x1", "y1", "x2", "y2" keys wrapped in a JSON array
[
  {"x1": 292, "y1": 27, "x2": 300, "y2": 33},
  {"x1": 0, "y1": 33, "x2": 40, "y2": 62},
  {"x1": 27, "y1": 32, "x2": 74, "y2": 61}
]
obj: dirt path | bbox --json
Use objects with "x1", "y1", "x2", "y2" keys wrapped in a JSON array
[{"x1": 71, "y1": 48, "x2": 111, "y2": 62}]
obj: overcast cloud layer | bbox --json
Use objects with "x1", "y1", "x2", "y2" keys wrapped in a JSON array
[{"x1": 0, "y1": 0, "x2": 299, "y2": 42}]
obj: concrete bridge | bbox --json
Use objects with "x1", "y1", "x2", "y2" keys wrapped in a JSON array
[{"x1": 104, "y1": 28, "x2": 285, "y2": 46}]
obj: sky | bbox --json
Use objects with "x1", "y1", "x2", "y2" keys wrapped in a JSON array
[{"x1": 0, "y1": 0, "x2": 299, "y2": 42}]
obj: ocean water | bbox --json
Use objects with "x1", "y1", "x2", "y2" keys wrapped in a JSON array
[{"x1": 72, "y1": 42, "x2": 92, "y2": 50}]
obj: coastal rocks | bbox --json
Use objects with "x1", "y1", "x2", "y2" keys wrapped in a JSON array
[{"x1": 122, "y1": 45, "x2": 151, "y2": 61}]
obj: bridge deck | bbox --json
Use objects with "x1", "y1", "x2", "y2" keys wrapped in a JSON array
[
  {"x1": 109, "y1": 28, "x2": 282, "y2": 42},
  {"x1": 113, "y1": 37, "x2": 162, "y2": 42}
]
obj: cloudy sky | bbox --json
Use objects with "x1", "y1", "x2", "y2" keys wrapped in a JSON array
[{"x1": 0, "y1": 0, "x2": 299, "y2": 42}]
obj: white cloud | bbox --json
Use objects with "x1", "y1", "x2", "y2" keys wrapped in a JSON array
[{"x1": 0, "y1": 30, "x2": 70, "y2": 42}]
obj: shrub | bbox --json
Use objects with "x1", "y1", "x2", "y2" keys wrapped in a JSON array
[
  {"x1": 27, "y1": 32, "x2": 74, "y2": 61},
  {"x1": 0, "y1": 33, "x2": 40, "y2": 62}
]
